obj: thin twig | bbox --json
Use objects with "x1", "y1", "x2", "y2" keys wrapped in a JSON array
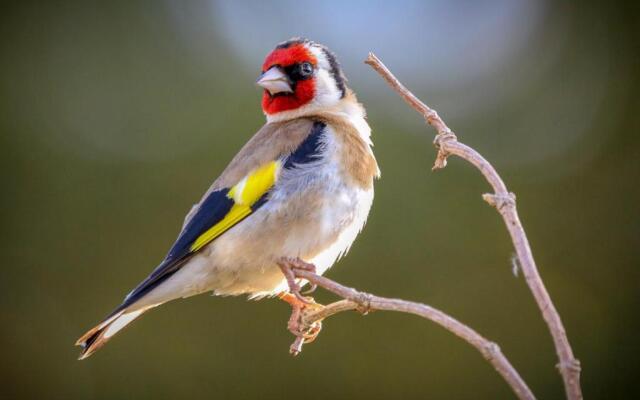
[
  {"x1": 295, "y1": 271, "x2": 536, "y2": 400},
  {"x1": 364, "y1": 52, "x2": 582, "y2": 399}
]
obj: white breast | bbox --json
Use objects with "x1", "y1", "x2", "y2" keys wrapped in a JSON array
[
  {"x1": 307, "y1": 184, "x2": 373, "y2": 275},
  {"x1": 265, "y1": 119, "x2": 375, "y2": 293}
]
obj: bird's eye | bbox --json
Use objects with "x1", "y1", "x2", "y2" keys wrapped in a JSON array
[{"x1": 299, "y1": 62, "x2": 313, "y2": 77}]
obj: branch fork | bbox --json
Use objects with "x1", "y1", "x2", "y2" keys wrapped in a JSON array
[{"x1": 433, "y1": 132, "x2": 458, "y2": 169}]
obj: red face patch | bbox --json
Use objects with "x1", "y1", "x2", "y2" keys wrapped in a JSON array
[{"x1": 261, "y1": 44, "x2": 317, "y2": 115}]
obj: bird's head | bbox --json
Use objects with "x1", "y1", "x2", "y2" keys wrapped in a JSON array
[{"x1": 257, "y1": 38, "x2": 347, "y2": 119}]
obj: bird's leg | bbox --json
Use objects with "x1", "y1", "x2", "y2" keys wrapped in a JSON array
[
  {"x1": 277, "y1": 257, "x2": 317, "y2": 303},
  {"x1": 277, "y1": 257, "x2": 324, "y2": 355}
]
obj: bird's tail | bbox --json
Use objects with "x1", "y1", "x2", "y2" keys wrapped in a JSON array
[{"x1": 75, "y1": 306, "x2": 151, "y2": 360}]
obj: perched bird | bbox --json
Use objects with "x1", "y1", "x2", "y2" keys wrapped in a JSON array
[{"x1": 76, "y1": 38, "x2": 379, "y2": 359}]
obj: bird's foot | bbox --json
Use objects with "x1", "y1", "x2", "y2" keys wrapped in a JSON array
[
  {"x1": 277, "y1": 257, "x2": 325, "y2": 355},
  {"x1": 278, "y1": 291, "x2": 324, "y2": 356},
  {"x1": 289, "y1": 321, "x2": 323, "y2": 356}
]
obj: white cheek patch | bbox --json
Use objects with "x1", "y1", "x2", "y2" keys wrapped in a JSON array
[
  {"x1": 306, "y1": 45, "x2": 342, "y2": 107},
  {"x1": 308, "y1": 46, "x2": 331, "y2": 70},
  {"x1": 313, "y1": 69, "x2": 342, "y2": 107}
]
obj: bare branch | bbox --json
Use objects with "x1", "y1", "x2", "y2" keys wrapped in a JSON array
[
  {"x1": 364, "y1": 52, "x2": 582, "y2": 399},
  {"x1": 295, "y1": 271, "x2": 535, "y2": 400}
]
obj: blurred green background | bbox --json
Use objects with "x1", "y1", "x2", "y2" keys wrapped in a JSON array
[{"x1": 1, "y1": 1, "x2": 638, "y2": 399}]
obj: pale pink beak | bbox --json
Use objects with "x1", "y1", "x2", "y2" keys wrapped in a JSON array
[{"x1": 257, "y1": 66, "x2": 293, "y2": 95}]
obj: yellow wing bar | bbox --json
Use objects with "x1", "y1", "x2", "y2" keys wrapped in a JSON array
[{"x1": 190, "y1": 161, "x2": 281, "y2": 252}]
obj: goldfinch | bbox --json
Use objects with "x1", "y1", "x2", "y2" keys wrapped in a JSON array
[{"x1": 76, "y1": 38, "x2": 379, "y2": 359}]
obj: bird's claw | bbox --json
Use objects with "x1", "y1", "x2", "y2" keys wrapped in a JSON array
[
  {"x1": 301, "y1": 283, "x2": 317, "y2": 295},
  {"x1": 288, "y1": 317, "x2": 323, "y2": 356}
]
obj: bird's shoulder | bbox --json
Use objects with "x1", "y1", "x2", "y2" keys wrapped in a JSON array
[
  {"x1": 181, "y1": 117, "x2": 318, "y2": 229},
  {"x1": 213, "y1": 118, "x2": 317, "y2": 190}
]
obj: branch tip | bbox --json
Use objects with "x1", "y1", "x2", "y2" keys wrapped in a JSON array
[{"x1": 364, "y1": 52, "x2": 378, "y2": 65}]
